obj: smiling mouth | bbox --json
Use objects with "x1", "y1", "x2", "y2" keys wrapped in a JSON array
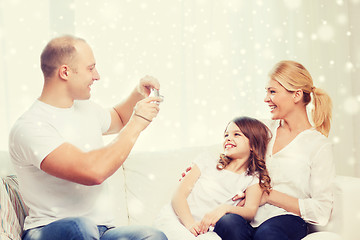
[
  {"x1": 225, "y1": 144, "x2": 236, "y2": 149},
  {"x1": 269, "y1": 105, "x2": 277, "y2": 111}
]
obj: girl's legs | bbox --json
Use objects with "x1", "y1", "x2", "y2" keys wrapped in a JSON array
[
  {"x1": 253, "y1": 215, "x2": 307, "y2": 240},
  {"x1": 213, "y1": 214, "x2": 254, "y2": 240}
]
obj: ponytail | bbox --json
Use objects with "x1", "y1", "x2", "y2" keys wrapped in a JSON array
[{"x1": 312, "y1": 87, "x2": 332, "y2": 137}]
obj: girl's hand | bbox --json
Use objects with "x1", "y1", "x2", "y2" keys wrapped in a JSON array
[
  {"x1": 199, "y1": 205, "x2": 229, "y2": 234},
  {"x1": 187, "y1": 222, "x2": 201, "y2": 237}
]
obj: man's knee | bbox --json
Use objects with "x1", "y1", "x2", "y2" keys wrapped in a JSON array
[
  {"x1": 49, "y1": 217, "x2": 99, "y2": 240},
  {"x1": 147, "y1": 229, "x2": 168, "y2": 240}
]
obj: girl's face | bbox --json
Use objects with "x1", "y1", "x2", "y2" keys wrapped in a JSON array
[
  {"x1": 223, "y1": 122, "x2": 251, "y2": 160},
  {"x1": 264, "y1": 79, "x2": 295, "y2": 120}
]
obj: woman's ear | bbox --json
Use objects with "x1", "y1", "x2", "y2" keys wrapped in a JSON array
[
  {"x1": 293, "y1": 89, "x2": 304, "y2": 104},
  {"x1": 59, "y1": 65, "x2": 70, "y2": 80}
]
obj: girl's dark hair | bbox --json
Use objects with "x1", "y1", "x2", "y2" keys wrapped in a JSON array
[{"x1": 217, "y1": 116, "x2": 272, "y2": 193}]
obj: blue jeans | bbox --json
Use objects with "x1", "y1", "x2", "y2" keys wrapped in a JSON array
[
  {"x1": 214, "y1": 214, "x2": 308, "y2": 240},
  {"x1": 22, "y1": 217, "x2": 168, "y2": 240}
]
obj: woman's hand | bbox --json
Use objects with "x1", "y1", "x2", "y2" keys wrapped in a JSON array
[
  {"x1": 199, "y1": 205, "x2": 229, "y2": 234},
  {"x1": 260, "y1": 190, "x2": 270, "y2": 206},
  {"x1": 232, "y1": 191, "x2": 246, "y2": 207}
]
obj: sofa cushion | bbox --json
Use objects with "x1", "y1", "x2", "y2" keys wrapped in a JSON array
[
  {"x1": 106, "y1": 166, "x2": 129, "y2": 226},
  {"x1": 2, "y1": 175, "x2": 29, "y2": 229},
  {"x1": 0, "y1": 177, "x2": 22, "y2": 240},
  {"x1": 123, "y1": 144, "x2": 222, "y2": 225},
  {"x1": 302, "y1": 232, "x2": 342, "y2": 240}
]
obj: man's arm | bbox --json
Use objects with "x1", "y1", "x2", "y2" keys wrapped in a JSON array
[
  {"x1": 40, "y1": 75, "x2": 162, "y2": 186},
  {"x1": 105, "y1": 75, "x2": 160, "y2": 134},
  {"x1": 40, "y1": 97, "x2": 160, "y2": 186}
]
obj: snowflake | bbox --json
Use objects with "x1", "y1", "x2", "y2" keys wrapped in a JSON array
[
  {"x1": 317, "y1": 24, "x2": 334, "y2": 42},
  {"x1": 343, "y1": 97, "x2": 359, "y2": 115},
  {"x1": 283, "y1": 0, "x2": 302, "y2": 10}
]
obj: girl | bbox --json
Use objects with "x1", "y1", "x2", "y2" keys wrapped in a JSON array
[{"x1": 154, "y1": 116, "x2": 272, "y2": 240}]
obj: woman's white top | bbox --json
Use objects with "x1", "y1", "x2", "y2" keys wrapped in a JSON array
[{"x1": 251, "y1": 120, "x2": 336, "y2": 227}]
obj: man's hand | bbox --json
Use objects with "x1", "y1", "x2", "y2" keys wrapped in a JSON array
[
  {"x1": 137, "y1": 75, "x2": 160, "y2": 97},
  {"x1": 199, "y1": 205, "x2": 229, "y2": 234},
  {"x1": 131, "y1": 97, "x2": 160, "y2": 130}
]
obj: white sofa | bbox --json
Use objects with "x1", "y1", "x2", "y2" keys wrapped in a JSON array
[{"x1": 1, "y1": 145, "x2": 360, "y2": 240}]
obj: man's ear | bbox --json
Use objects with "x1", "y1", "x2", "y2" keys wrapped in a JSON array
[
  {"x1": 293, "y1": 89, "x2": 304, "y2": 104},
  {"x1": 59, "y1": 65, "x2": 70, "y2": 80}
]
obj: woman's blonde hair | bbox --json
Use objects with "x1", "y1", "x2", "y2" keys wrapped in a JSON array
[{"x1": 269, "y1": 60, "x2": 332, "y2": 137}]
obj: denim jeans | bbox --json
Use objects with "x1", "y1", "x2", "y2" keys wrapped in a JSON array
[
  {"x1": 22, "y1": 217, "x2": 168, "y2": 240},
  {"x1": 214, "y1": 214, "x2": 308, "y2": 240}
]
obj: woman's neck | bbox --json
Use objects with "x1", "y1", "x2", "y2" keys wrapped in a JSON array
[{"x1": 280, "y1": 107, "x2": 312, "y2": 133}]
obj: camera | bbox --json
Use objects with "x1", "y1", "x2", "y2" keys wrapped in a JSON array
[{"x1": 149, "y1": 88, "x2": 163, "y2": 104}]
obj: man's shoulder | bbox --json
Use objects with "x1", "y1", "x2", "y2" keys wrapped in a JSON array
[{"x1": 9, "y1": 101, "x2": 57, "y2": 141}]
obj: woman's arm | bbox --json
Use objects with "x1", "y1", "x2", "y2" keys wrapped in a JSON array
[
  {"x1": 171, "y1": 164, "x2": 201, "y2": 236},
  {"x1": 199, "y1": 183, "x2": 263, "y2": 234},
  {"x1": 263, "y1": 189, "x2": 300, "y2": 215},
  {"x1": 298, "y1": 143, "x2": 335, "y2": 225},
  {"x1": 263, "y1": 143, "x2": 335, "y2": 225}
]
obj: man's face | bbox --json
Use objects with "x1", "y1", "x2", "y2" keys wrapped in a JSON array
[{"x1": 67, "y1": 41, "x2": 100, "y2": 100}]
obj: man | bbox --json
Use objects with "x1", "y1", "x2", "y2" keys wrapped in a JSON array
[{"x1": 9, "y1": 35, "x2": 167, "y2": 240}]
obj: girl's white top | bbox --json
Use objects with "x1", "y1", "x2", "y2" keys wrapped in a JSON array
[{"x1": 188, "y1": 153, "x2": 259, "y2": 222}]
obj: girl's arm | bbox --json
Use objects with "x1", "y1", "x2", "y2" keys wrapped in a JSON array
[
  {"x1": 199, "y1": 183, "x2": 263, "y2": 234},
  {"x1": 171, "y1": 164, "x2": 201, "y2": 235}
]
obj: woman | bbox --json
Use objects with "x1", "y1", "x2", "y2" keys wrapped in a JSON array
[
  {"x1": 214, "y1": 60, "x2": 336, "y2": 240},
  {"x1": 154, "y1": 117, "x2": 272, "y2": 240}
]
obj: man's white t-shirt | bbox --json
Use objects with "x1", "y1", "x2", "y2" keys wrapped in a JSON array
[{"x1": 9, "y1": 100, "x2": 113, "y2": 230}]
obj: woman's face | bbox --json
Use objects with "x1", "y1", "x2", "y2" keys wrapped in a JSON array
[
  {"x1": 223, "y1": 122, "x2": 251, "y2": 160},
  {"x1": 264, "y1": 79, "x2": 295, "y2": 120}
]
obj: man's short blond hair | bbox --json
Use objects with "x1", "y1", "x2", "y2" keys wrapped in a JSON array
[{"x1": 40, "y1": 35, "x2": 85, "y2": 78}]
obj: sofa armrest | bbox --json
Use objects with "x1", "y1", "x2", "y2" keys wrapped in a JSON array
[
  {"x1": 310, "y1": 176, "x2": 360, "y2": 240},
  {"x1": 303, "y1": 232, "x2": 342, "y2": 240}
]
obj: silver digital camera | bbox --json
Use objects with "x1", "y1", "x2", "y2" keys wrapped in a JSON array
[{"x1": 149, "y1": 88, "x2": 163, "y2": 104}]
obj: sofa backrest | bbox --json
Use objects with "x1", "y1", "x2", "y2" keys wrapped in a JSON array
[
  {"x1": 0, "y1": 151, "x2": 15, "y2": 177},
  {"x1": 122, "y1": 144, "x2": 222, "y2": 225}
]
